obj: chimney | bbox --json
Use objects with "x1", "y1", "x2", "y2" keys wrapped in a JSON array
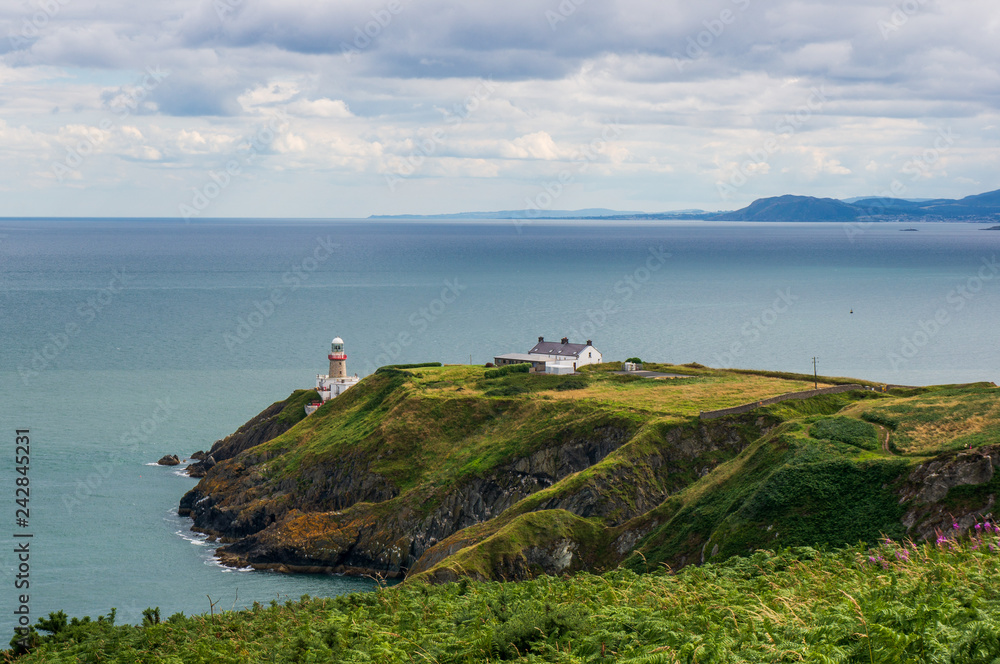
[
  {"x1": 561, "y1": 337, "x2": 569, "y2": 344},
  {"x1": 586, "y1": 340, "x2": 592, "y2": 346},
  {"x1": 538, "y1": 336, "x2": 544, "y2": 342}
]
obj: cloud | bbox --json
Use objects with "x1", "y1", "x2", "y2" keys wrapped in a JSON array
[
  {"x1": 287, "y1": 98, "x2": 352, "y2": 118},
  {"x1": 0, "y1": 0, "x2": 997, "y2": 215}
]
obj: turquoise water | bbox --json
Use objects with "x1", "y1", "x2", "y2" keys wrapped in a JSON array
[{"x1": 2, "y1": 218, "x2": 999, "y2": 635}]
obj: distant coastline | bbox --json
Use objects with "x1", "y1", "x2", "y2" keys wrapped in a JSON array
[{"x1": 370, "y1": 187, "x2": 1000, "y2": 223}]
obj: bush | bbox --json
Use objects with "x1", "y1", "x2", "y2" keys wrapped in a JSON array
[
  {"x1": 861, "y1": 411, "x2": 900, "y2": 430},
  {"x1": 811, "y1": 417, "x2": 878, "y2": 450},
  {"x1": 485, "y1": 385, "x2": 528, "y2": 397},
  {"x1": 380, "y1": 362, "x2": 442, "y2": 370},
  {"x1": 484, "y1": 363, "x2": 531, "y2": 379},
  {"x1": 625, "y1": 357, "x2": 643, "y2": 364},
  {"x1": 555, "y1": 381, "x2": 585, "y2": 391}
]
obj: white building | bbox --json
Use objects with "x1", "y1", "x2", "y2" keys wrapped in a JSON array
[
  {"x1": 306, "y1": 337, "x2": 360, "y2": 415},
  {"x1": 494, "y1": 336, "x2": 603, "y2": 374}
]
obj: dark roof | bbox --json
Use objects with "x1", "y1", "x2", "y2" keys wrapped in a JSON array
[
  {"x1": 528, "y1": 341, "x2": 590, "y2": 357},
  {"x1": 494, "y1": 353, "x2": 544, "y2": 363}
]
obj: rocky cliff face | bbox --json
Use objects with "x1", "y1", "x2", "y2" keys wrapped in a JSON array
[
  {"x1": 205, "y1": 423, "x2": 638, "y2": 575},
  {"x1": 408, "y1": 414, "x2": 777, "y2": 577},
  {"x1": 901, "y1": 445, "x2": 1000, "y2": 540},
  {"x1": 182, "y1": 392, "x2": 776, "y2": 580},
  {"x1": 181, "y1": 390, "x2": 314, "y2": 479}
]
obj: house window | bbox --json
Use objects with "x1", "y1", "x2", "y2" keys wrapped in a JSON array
[{"x1": 588, "y1": 352, "x2": 592, "y2": 358}]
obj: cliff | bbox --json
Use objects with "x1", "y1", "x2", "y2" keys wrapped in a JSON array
[
  {"x1": 178, "y1": 365, "x2": 1000, "y2": 582},
  {"x1": 180, "y1": 389, "x2": 317, "y2": 479}
]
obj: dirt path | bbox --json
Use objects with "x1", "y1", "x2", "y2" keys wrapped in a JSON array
[{"x1": 876, "y1": 424, "x2": 895, "y2": 454}]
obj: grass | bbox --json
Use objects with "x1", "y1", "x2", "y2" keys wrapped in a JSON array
[
  {"x1": 810, "y1": 416, "x2": 879, "y2": 450},
  {"x1": 622, "y1": 421, "x2": 914, "y2": 572},
  {"x1": 838, "y1": 383, "x2": 1000, "y2": 455},
  {"x1": 13, "y1": 529, "x2": 1000, "y2": 662}
]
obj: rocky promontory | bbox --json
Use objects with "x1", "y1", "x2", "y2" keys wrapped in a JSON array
[{"x1": 178, "y1": 364, "x2": 1000, "y2": 582}]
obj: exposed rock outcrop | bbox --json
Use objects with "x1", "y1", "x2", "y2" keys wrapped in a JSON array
[
  {"x1": 409, "y1": 414, "x2": 777, "y2": 576},
  {"x1": 901, "y1": 445, "x2": 1000, "y2": 540},
  {"x1": 181, "y1": 393, "x2": 309, "y2": 481},
  {"x1": 157, "y1": 454, "x2": 180, "y2": 466},
  {"x1": 212, "y1": 424, "x2": 637, "y2": 576}
]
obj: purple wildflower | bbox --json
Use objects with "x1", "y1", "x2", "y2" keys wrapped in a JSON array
[{"x1": 953, "y1": 522, "x2": 961, "y2": 530}]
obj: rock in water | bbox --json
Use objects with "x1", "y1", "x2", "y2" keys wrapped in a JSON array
[
  {"x1": 157, "y1": 454, "x2": 180, "y2": 466},
  {"x1": 190, "y1": 451, "x2": 208, "y2": 461},
  {"x1": 185, "y1": 454, "x2": 217, "y2": 478}
]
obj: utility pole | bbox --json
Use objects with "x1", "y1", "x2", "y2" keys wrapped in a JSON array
[{"x1": 812, "y1": 357, "x2": 818, "y2": 389}]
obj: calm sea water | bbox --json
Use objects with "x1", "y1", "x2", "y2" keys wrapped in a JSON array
[{"x1": 2, "y1": 218, "x2": 999, "y2": 635}]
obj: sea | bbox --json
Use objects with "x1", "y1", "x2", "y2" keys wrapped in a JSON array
[{"x1": 2, "y1": 218, "x2": 999, "y2": 636}]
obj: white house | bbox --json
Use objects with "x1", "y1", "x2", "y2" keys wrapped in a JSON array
[{"x1": 494, "y1": 336, "x2": 602, "y2": 373}]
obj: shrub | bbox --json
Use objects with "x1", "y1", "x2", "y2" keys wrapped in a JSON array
[
  {"x1": 625, "y1": 357, "x2": 643, "y2": 364},
  {"x1": 380, "y1": 362, "x2": 442, "y2": 370},
  {"x1": 861, "y1": 411, "x2": 900, "y2": 430},
  {"x1": 811, "y1": 417, "x2": 879, "y2": 450},
  {"x1": 556, "y1": 381, "x2": 585, "y2": 391},
  {"x1": 484, "y1": 363, "x2": 531, "y2": 379},
  {"x1": 485, "y1": 385, "x2": 528, "y2": 397}
]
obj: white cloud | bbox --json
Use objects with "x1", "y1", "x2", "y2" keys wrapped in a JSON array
[
  {"x1": 287, "y1": 98, "x2": 352, "y2": 118},
  {"x1": 501, "y1": 132, "x2": 563, "y2": 160}
]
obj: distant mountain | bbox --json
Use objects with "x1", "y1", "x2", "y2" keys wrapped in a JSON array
[
  {"x1": 841, "y1": 196, "x2": 937, "y2": 204},
  {"x1": 849, "y1": 190, "x2": 1000, "y2": 220},
  {"x1": 959, "y1": 189, "x2": 1000, "y2": 207},
  {"x1": 715, "y1": 188, "x2": 1000, "y2": 222},
  {"x1": 712, "y1": 195, "x2": 861, "y2": 222}
]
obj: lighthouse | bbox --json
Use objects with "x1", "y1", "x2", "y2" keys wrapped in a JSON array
[
  {"x1": 329, "y1": 337, "x2": 347, "y2": 378},
  {"x1": 309, "y1": 335, "x2": 360, "y2": 414}
]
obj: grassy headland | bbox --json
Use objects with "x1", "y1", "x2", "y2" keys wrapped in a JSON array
[{"x1": 173, "y1": 363, "x2": 998, "y2": 583}]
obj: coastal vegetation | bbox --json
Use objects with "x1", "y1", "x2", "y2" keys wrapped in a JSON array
[{"x1": 12, "y1": 530, "x2": 1000, "y2": 662}]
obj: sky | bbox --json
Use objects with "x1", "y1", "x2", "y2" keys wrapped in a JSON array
[{"x1": 0, "y1": 0, "x2": 998, "y2": 218}]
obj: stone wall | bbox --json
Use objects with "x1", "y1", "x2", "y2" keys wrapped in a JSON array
[{"x1": 699, "y1": 384, "x2": 865, "y2": 420}]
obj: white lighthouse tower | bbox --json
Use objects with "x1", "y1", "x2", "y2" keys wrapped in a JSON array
[{"x1": 308, "y1": 336, "x2": 360, "y2": 414}]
